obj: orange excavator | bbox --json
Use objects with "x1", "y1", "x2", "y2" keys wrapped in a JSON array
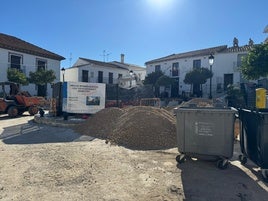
[{"x1": 0, "y1": 81, "x2": 45, "y2": 118}]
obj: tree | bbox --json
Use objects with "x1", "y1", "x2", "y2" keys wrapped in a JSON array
[
  {"x1": 28, "y1": 69, "x2": 56, "y2": 85},
  {"x1": 143, "y1": 71, "x2": 175, "y2": 97},
  {"x1": 240, "y1": 43, "x2": 268, "y2": 80},
  {"x1": 28, "y1": 69, "x2": 56, "y2": 96},
  {"x1": 143, "y1": 71, "x2": 164, "y2": 85},
  {"x1": 184, "y1": 67, "x2": 213, "y2": 96},
  {"x1": 143, "y1": 71, "x2": 164, "y2": 97},
  {"x1": 184, "y1": 67, "x2": 212, "y2": 85},
  {"x1": 155, "y1": 75, "x2": 175, "y2": 86},
  {"x1": 7, "y1": 68, "x2": 28, "y2": 85}
]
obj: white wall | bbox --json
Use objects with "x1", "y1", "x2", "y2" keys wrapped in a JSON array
[
  {"x1": 0, "y1": 47, "x2": 62, "y2": 97},
  {"x1": 78, "y1": 64, "x2": 129, "y2": 83},
  {"x1": 146, "y1": 56, "x2": 211, "y2": 94},
  {"x1": 146, "y1": 52, "x2": 247, "y2": 97},
  {"x1": 64, "y1": 61, "x2": 130, "y2": 84},
  {"x1": 62, "y1": 67, "x2": 78, "y2": 82}
]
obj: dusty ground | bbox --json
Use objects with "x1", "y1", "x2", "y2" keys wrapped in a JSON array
[{"x1": 0, "y1": 113, "x2": 268, "y2": 201}]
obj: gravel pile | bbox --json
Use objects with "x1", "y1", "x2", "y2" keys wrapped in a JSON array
[
  {"x1": 178, "y1": 98, "x2": 214, "y2": 107},
  {"x1": 73, "y1": 106, "x2": 177, "y2": 150}
]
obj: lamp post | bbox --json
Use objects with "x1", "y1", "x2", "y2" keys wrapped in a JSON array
[
  {"x1": 129, "y1": 70, "x2": 133, "y2": 88},
  {"x1": 116, "y1": 76, "x2": 120, "y2": 107},
  {"x1": 208, "y1": 54, "x2": 214, "y2": 99},
  {"x1": 61, "y1": 67, "x2": 65, "y2": 82}
]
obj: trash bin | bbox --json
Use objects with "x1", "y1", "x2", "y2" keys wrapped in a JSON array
[
  {"x1": 174, "y1": 107, "x2": 236, "y2": 169},
  {"x1": 238, "y1": 108, "x2": 268, "y2": 181}
]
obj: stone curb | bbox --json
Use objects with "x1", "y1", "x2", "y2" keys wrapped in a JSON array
[{"x1": 34, "y1": 115, "x2": 85, "y2": 128}]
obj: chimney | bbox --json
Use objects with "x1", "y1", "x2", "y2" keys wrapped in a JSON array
[{"x1": 120, "y1": 54, "x2": 125, "y2": 63}]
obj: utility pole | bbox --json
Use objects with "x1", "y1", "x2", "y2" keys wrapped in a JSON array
[
  {"x1": 69, "y1": 53, "x2": 72, "y2": 67},
  {"x1": 100, "y1": 50, "x2": 111, "y2": 62}
]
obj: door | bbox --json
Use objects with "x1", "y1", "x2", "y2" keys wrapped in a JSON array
[
  {"x1": 171, "y1": 78, "x2": 179, "y2": 97},
  {"x1": 224, "y1": 74, "x2": 233, "y2": 90},
  {"x1": 98, "y1": 71, "x2": 103, "y2": 83},
  {"x1": 37, "y1": 60, "x2": 47, "y2": 97}
]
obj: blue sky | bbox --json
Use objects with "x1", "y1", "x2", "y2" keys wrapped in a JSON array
[{"x1": 1, "y1": 0, "x2": 268, "y2": 68}]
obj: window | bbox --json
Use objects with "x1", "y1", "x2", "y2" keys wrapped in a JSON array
[
  {"x1": 82, "y1": 70, "x2": 89, "y2": 82},
  {"x1": 9, "y1": 53, "x2": 23, "y2": 70},
  {"x1": 172, "y1": 62, "x2": 179, "y2": 76},
  {"x1": 193, "y1": 59, "x2": 201, "y2": 69},
  {"x1": 98, "y1": 71, "x2": 103, "y2": 83},
  {"x1": 36, "y1": 59, "x2": 47, "y2": 70},
  {"x1": 237, "y1": 54, "x2": 247, "y2": 67},
  {"x1": 118, "y1": 73, "x2": 122, "y2": 78},
  {"x1": 155, "y1": 65, "x2": 161, "y2": 72},
  {"x1": 109, "y1": 72, "x2": 113, "y2": 84}
]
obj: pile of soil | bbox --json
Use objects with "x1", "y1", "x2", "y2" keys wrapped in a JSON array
[
  {"x1": 178, "y1": 98, "x2": 214, "y2": 107},
  {"x1": 73, "y1": 106, "x2": 177, "y2": 150}
]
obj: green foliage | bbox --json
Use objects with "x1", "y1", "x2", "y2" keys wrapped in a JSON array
[
  {"x1": 240, "y1": 43, "x2": 268, "y2": 80},
  {"x1": 28, "y1": 69, "x2": 56, "y2": 85},
  {"x1": 184, "y1": 67, "x2": 213, "y2": 85},
  {"x1": 143, "y1": 71, "x2": 164, "y2": 86},
  {"x1": 7, "y1": 68, "x2": 28, "y2": 85},
  {"x1": 155, "y1": 75, "x2": 175, "y2": 87}
]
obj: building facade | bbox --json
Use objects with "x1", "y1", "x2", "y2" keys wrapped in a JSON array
[
  {"x1": 0, "y1": 33, "x2": 65, "y2": 97},
  {"x1": 63, "y1": 54, "x2": 146, "y2": 89},
  {"x1": 145, "y1": 39, "x2": 253, "y2": 98}
]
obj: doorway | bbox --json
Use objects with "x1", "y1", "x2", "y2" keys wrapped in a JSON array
[{"x1": 224, "y1": 74, "x2": 233, "y2": 90}]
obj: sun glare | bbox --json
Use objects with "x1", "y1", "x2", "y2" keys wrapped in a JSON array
[{"x1": 146, "y1": 0, "x2": 175, "y2": 11}]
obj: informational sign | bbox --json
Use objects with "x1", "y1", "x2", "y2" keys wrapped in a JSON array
[
  {"x1": 62, "y1": 82, "x2": 106, "y2": 114},
  {"x1": 194, "y1": 122, "x2": 214, "y2": 136}
]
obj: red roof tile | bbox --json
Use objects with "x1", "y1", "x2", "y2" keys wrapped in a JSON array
[{"x1": 0, "y1": 33, "x2": 65, "y2": 60}]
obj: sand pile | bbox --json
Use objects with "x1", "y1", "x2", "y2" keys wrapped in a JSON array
[
  {"x1": 178, "y1": 98, "x2": 214, "y2": 107},
  {"x1": 73, "y1": 106, "x2": 177, "y2": 150}
]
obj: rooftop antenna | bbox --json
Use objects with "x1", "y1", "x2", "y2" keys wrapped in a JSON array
[
  {"x1": 100, "y1": 50, "x2": 111, "y2": 62},
  {"x1": 69, "y1": 53, "x2": 72, "y2": 67}
]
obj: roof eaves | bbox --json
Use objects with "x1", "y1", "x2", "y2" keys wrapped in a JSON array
[
  {"x1": 223, "y1": 45, "x2": 254, "y2": 53},
  {"x1": 112, "y1": 61, "x2": 145, "y2": 68},
  {"x1": 145, "y1": 45, "x2": 227, "y2": 65},
  {"x1": 79, "y1": 57, "x2": 128, "y2": 70},
  {"x1": 0, "y1": 33, "x2": 65, "y2": 61}
]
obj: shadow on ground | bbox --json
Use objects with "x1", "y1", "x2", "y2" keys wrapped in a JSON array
[
  {"x1": 0, "y1": 114, "x2": 31, "y2": 120},
  {"x1": 0, "y1": 121, "x2": 95, "y2": 144},
  {"x1": 178, "y1": 145, "x2": 268, "y2": 201}
]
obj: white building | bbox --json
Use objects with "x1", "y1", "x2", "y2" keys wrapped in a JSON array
[
  {"x1": 62, "y1": 54, "x2": 146, "y2": 89},
  {"x1": 145, "y1": 39, "x2": 253, "y2": 98},
  {"x1": 0, "y1": 33, "x2": 65, "y2": 97}
]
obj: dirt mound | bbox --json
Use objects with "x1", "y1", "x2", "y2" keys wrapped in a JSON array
[
  {"x1": 73, "y1": 106, "x2": 177, "y2": 150},
  {"x1": 74, "y1": 107, "x2": 124, "y2": 139},
  {"x1": 178, "y1": 98, "x2": 213, "y2": 107}
]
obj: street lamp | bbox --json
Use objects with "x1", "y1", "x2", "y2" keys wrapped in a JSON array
[
  {"x1": 116, "y1": 75, "x2": 122, "y2": 107},
  {"x1": 129, "y1": 70, "x2": 133, "y2": 88},
  {"x1": 208, "y1": 54, "x2": 214, "y2": 99},
  {"x1": 61, "y1": 67, "x2": 65, "y2": 82}
]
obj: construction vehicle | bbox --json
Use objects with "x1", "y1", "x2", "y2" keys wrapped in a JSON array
[{"x1": 0, "y1": 81, "x2": 45, "y2": 118}]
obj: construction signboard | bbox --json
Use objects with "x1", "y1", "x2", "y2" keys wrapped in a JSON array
[{"x1": 62, "y1": 82, "x2": 106, "y2": 114}]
